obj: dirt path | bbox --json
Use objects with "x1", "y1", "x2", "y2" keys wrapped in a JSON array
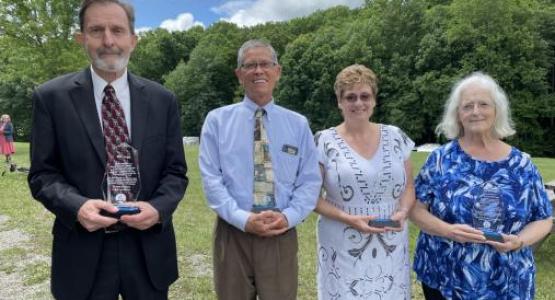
[
  {"x1": 0, "y1": 214, "x2": 213, "y2": 300},
  {"x1": 0, "y1": 215, "x2": 51, "y2": 300}
]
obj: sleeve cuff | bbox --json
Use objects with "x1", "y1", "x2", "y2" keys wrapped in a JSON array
[
  {"x1": 230, "y1": 209, "x2": 251, "y2": 232},
  {"x1": 281, "y1": 208, "x2": 301, "y2": 229}
]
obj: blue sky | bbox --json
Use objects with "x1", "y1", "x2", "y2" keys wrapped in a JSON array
[{"x1": 130, "y1": 0, "x2": 365, "y2": 32}]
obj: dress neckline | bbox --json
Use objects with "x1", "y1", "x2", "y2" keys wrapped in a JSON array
[
  {"x1": 454, "y1": 139, "x2": 514, "y2": 164},
  {"x1": 332, "y1": 125, "x2": 382, "y2": 161}
]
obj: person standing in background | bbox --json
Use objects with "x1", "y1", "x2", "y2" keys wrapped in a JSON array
[{"x1": 0, "y1": 114, "x2": 15, "y2": 163}]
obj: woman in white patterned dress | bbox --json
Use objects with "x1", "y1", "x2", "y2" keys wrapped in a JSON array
[{"x1": 314, "y1": 64, "x2": 415, "y2": 300}]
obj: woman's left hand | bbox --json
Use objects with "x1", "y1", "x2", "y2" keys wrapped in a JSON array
[
  {"x1": 388, "y1": 209, "x2": 408, "y2": 232},
  {"x1": 485, "y1": 234, "x2": 524, "y2": 253}
]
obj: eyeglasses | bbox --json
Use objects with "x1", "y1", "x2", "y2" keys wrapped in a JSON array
[
  {"x1": 240, "y1": 61, "x2": 277, "y2": 71},
  {"x1": 459, "y1": 101, "x2": 494, "y2": 112},
  {"x1": 343, "y1": 93, "x2": 373, "y2": 103}
]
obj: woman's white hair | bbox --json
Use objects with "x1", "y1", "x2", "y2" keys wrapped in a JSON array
[{"x1": 435, "y1": 71, "x2": 516, "y2": 139}]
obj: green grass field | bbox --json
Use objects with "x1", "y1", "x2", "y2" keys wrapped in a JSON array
[{"x1": 0, "y1": 143, "x2": 553, "y2": 299}]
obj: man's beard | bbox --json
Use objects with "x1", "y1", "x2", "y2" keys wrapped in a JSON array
[{"x1": 90, "y1": 47, "x2": 130, "y2": 73}]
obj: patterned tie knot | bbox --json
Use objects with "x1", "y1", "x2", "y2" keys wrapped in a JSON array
[
  {"x1": 104, "y1": 85, "x2": 116, "y2": 101},
  {"x1": 255, "y1": 108, "x2": 265, "y2": 118}
]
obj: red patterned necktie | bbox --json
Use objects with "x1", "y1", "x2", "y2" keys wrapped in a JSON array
[{"x1": 102, "y1": 84, "x2": 130, "y2": 165}]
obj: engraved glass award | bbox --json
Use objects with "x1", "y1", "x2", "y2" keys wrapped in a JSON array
[
  {"x1": 472, "y1": 182, "x2": 505, "y2": 242},
  {"x1": 102, "y1": 142, "x2": 141, "y2": 231}
]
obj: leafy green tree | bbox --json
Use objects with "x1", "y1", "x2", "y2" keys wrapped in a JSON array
[
  {"x1": 129, "y1": 26, "x2": 204, "y2": 83},
  {"x1": 535, "y1": 1, "x2": 555, "y2": 155},
  {"x1": 357, "y1": 0, "x2": 427, "y2": 141},
  {"x1": 287, "y1": 5, "x2": 359, "y2": 37},
  {"x1": 164, "y1": 22, "x2": 244, "y2": 136},
  {"x1": 277, "y1": 26, "x2": 362, "y2": 131},
  {"x1": 244, "y1": 22, "x2": 295, "y2": 63},
  {"x1": 279, "y1": 0, "x2": 427, "y2": 138},
  {"x1": 415, "y1": 0, "x2": 554, "y2": 154},
  {"x1": 0, "y1": 0, "x2": 87, "y2": 140},
  {"x1": 0, "y1": 0, "x2": 553, "y2": 156},
  {"x1": 0, "y1": 0, "x2": 86, "y2": 82}
]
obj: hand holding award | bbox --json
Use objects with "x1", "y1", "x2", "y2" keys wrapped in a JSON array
[{"x1": 472, "y1": 182, "x2": 505, "y2": 242}]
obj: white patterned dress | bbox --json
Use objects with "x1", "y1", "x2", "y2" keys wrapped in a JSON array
[{"x1": 315, "y1": 125, "x2": 414, "y2": 300}]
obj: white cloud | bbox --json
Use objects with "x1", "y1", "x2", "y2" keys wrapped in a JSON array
[
  {"x1": 211, "y1": 0, "x2": 252, "y2": 16},
  {"x1": 159, "y1": 13, "x2": 205, "y2": 32},
  {"x1": 136, "y1": 26, "x2": 152, "y2": 34},
  {"x1": 213, "y1": 0, "x2": 365, "y2": 27}
]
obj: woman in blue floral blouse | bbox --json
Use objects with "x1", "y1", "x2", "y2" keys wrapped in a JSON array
[{"x1": 410, "y1": 72, "x2": 553, "y2": 300}]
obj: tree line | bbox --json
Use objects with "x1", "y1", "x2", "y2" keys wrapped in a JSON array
[{"x1": 1, "y1": 0, "x2": 554, "y2": 155}]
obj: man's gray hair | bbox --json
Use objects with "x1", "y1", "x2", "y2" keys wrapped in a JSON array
[
  {"x1": 79, "y1": 0, "x2": 135, "y2": 34},
  {"x1": 436, "y1": 71, "x2": 516, "y2": 139},
  {"x1": 237, "y1": 40, "x2": 278, "y2": 68}
]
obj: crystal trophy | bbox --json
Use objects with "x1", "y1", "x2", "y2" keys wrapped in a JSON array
[
  {"x1": 472, "y1": 182, "x2": 505, "y2": 242},
  {"x1": 101, "y1": 142, "x2": 141, "y2": 231}
]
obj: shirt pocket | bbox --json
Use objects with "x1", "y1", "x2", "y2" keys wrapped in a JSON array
[{"x1": 274, "y1": 150, "x2": 300, "y2": 184}]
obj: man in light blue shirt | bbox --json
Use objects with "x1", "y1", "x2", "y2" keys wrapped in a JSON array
[{"x1": 199, "y1": 39, "x2": 321, "y2": 300}]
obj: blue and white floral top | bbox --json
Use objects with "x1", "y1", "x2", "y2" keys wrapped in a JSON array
[{"x1": 413, "y1": 140, "x2": 552, "y2": 300}]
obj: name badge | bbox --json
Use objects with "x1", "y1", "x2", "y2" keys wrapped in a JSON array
[{"x1": 282, "y1": 144, "x2": 298, "y2": 156}]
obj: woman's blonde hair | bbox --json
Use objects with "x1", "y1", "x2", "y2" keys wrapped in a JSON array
[{"x1": 334, "y1": 64, "x2": 378, "y2": 100}]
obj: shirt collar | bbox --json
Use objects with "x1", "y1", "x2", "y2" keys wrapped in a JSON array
[
  {"x1": 242, "y1": 96, "x2": 275, "y2": 121},
  {"x1": 90, "y1": 66, "x2": 129, "y2": 99}
]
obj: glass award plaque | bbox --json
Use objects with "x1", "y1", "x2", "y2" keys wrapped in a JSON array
[
  {"x1": 102, "y1": 142, "x2": 141, "y2": 231},
  {"x1": 472, "y1": 182, "x2": 505, "y2": 242}
]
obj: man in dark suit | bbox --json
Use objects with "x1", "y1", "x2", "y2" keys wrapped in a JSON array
[{"x1": 27, "y1": 1, "x2": 188, "y2": 299}]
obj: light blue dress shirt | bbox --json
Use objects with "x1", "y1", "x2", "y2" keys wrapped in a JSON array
[{"x1": 199, "y1": 97, "x2": 322, "y2": 231}]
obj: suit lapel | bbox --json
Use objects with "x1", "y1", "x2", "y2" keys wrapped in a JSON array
[
  {"x1": 128, "y1": 73, "x2": 148, "y2": 152},
  {"x1": 70, "y1": 68, "x2": 107, "y2": 165}
]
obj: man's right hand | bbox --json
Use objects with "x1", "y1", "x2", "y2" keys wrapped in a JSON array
[
  {"x1": 77, "y1": 199, "x2": 119, "y2": 232},
  {"x1": 245, "y1": 211, "x2": 289, "y2": 237}
]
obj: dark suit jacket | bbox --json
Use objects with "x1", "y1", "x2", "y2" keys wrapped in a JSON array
[{"x1": 28, "y1": 68, "x2": 188, "y2": 300}]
